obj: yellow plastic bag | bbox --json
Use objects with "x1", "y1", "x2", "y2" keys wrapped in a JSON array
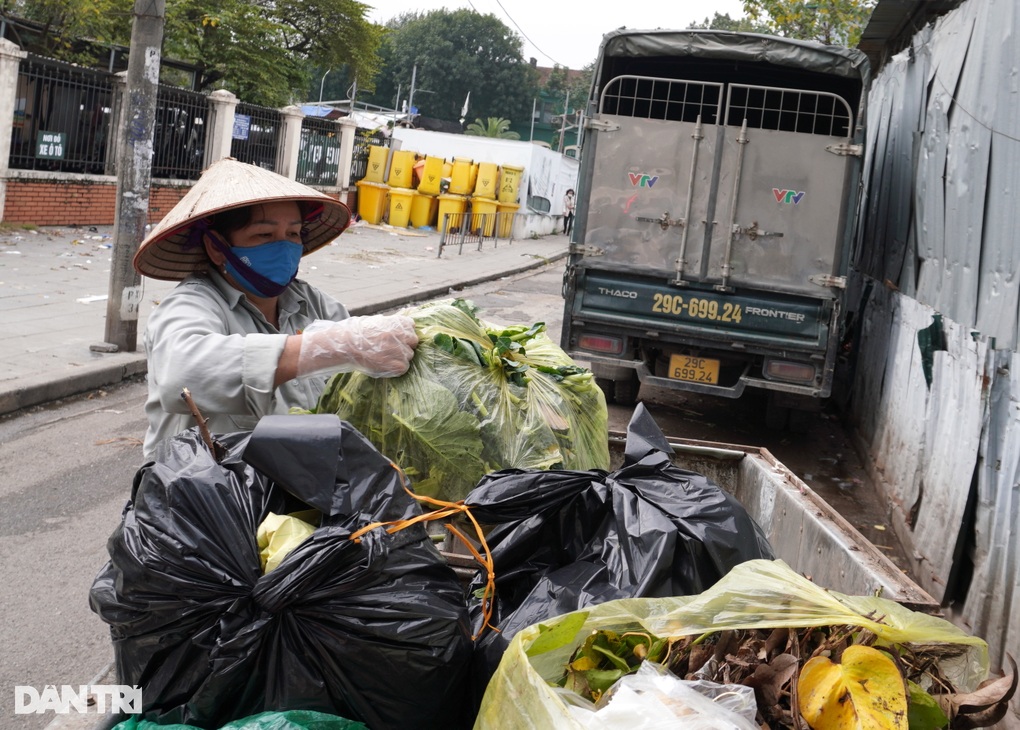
[
  {"x1": 256, "y1": 510, "x2": 319, "y2": 574},
  {"x1": 474, "y1": 559, "x2": 989, "y2": 730}
]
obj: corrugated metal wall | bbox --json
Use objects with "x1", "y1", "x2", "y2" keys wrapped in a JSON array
[{"x1": 850, "y1": 0, "x2": 1020, "y2": 699}]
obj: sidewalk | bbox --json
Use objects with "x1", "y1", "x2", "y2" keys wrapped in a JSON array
[{"x1": 0, "y1": 221, "x2": 569, "y2": 417}]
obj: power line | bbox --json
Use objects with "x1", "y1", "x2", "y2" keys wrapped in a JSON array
[
  {"x1": 451, "y1": 0, "x2": 569, "y2": 68},
  {"x1": 491, "y1": 0, "x2": 567, "y2": 66}
]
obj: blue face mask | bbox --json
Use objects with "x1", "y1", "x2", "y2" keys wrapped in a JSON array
[{"x1": 221, "y1": 240, "x2": 303, "y2": 298}]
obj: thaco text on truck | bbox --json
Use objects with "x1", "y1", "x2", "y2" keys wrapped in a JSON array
[{"x1": 561, "y1": 29, "x2": 870, "y2": 426}]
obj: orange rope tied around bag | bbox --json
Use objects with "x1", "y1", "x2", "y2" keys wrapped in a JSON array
[{"x1": 348, "y1": 463, "x2": 499, "y2": 640}]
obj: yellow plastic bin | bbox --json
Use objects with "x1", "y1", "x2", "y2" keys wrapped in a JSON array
[
  {"x1": 468, "y1": 163, "x2": 479, "y2": 193},
  {"x1": 449, "y1": 157, "x2": 474, "y2": 195},
  {"x1": 498, "y1": 164, "x2": 525, "y2": 203},
  {"x1": 496, "y1": 202, "x2": 520, "y2": 238},
  {"x1": 410, "y1": 191, "x2": 438, "y2": 228},
  {"x1": 442, "y1": 160, "x2": 453, "y2": 178},
  {"x1": 364, "y1": 145, "x2": 389, "y2": 184},
  {"x1": 474, "y1": 162, "x2": 498, "y2": 199},
  {"x1": 417, "y1": 156, "x2": 445, "y2": 196},
  {"x1": 437, "y1": 193, "x2": 468, "y2": 232},
  {"x1": 387, "y1": 187, "x2": 415, "y2": 227},
  {"x1": 470, "y1": 196, "x2": 498, "y2": 236},
  {"x1": 355, "y1": 180, "x2": 389, "y2": 225},
  {"x1": 387, "y1": 149, "x2": 416, "y2": 189}
]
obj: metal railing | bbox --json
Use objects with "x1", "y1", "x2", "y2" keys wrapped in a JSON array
[
  {"x1": 151, "y1": 85, "x2": 209, "y2": 179},
  {"x1": 230, "y1": 102, "x2": 282, "y2": 171},
  {"x1": 600, "y1": 75, "x2": 724, "y2": 125},
  {"x1": 437, "y1": 211, "x2": 517, "y2": 257},
  {"x1": 9, "y1": 55, "x2": 115, "y2": 174},
  {"x1": 296, "y1": 116, "x2": 340, "y2": 186},
  {"x1": 726, "y1": 83, "x2": 854, "y2": 137},
  {"x1": 599, "y1": 75, "x2": 854, "y2": 137}
]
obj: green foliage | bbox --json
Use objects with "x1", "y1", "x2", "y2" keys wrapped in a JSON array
[
  {"x1": 7, "y1": 0, "x2": 384, "y2": 107},
  {"x1": 464, "y1": 117, "x2": 520, "y2": 139},
  {"x1": 163, "y1": 0, "x2": 383, "y2": 106},
  {"x1": 2, "y1": 0, "x2": 133, "y2": 63},
  {"x1": 741, "y1": 0, "x2": 876, "y2": 46},
  {"x1": 688, "y1": 11, "x2": 772, "y2": 34},
  {"x1": 361, "y1": 9, "x2": 537, "y2": 125}
]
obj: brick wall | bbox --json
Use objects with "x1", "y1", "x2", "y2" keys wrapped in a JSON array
[
  {"x1": 2, "y1": 177, "x2": 352, "y2": 226},
  {"x1": 2, "y1": 178, "x2": 191, "y2": 226}
]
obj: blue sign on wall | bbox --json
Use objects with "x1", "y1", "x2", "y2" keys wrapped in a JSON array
[{"x1": 232, "y1": 114, "x2": 251, "y2": 141}]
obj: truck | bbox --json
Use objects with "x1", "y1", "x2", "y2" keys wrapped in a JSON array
[{"x1": 560, "y1": 29, "x2": 870, "y2": 427}]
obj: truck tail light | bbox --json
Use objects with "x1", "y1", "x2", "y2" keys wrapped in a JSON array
[
  {"x1": 764, "y1": 359, "x2": 816, "y2": 384},
  {"x1": 578, "y1": 334, "x2": 624, "y2": 355}
]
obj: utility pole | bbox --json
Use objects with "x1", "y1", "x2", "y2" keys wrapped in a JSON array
[
  {"x1": 558, "y1": 91, "x2": 570, "y2": 152},
  {"x1": 407, "y1": 64, "x2": 417, "y2": 122},
  {"x1": 98, "y1": 0, "x2": 165, "y2": 353}
]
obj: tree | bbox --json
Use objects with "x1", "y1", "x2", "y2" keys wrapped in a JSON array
[
  {"x1": 1, "y1": 0, "x2": 131, "y2": 62},
  {"x1": 5, "y1": 0, "x2": 384, "y2": 107},
  {"x1": 464, "y1": 117, "x2": 519, "y2": 139},
  {"x1": 741, "y1": 0, "x2": 875, "y2": 46},
  {"x1": 163, "y1": 0, "x2": 384, "y2": 106},
  {"x1": 362, "y1": 9, "x2": 537, "y2": 126},
  {"x1": 688, "y1": 12, "x2": 771, "y2": 34}
]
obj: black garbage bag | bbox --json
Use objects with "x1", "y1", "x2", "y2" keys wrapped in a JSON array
[
  {"x1": 89, "y1": 415, "x2": 473, "y2": 730},
  {"x1": 464, "y1": 403, "x2": 774, "y2": 699}
]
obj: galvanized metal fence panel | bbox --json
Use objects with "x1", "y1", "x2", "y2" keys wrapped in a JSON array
[
  {"x1": 852, "y1": 0, "x2": 1020, "y2": 698},
  {"x1": 964, "y1": 350, "x2": 1020, "y2": 675},
  {"x1": 151, "y1": 85, "x2": 208, "y2": 180},
  {"x1": 296, "y1": 116, "x2": 340, "y2": 186},
  {"x1": 9, "y1": 54, "x2": 114, "y2": 174},
  {"x1": 230, "y1": 102, "x2": 282, "y2": 171}
]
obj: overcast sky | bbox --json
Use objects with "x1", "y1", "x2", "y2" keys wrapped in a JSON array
[{"x1": 365, "y1": 0, "x2": 749, "y2": 70}]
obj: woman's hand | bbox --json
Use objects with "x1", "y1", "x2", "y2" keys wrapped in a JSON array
[{"x1": 295, "y1": 315, "x2": 418, "y2": 379}]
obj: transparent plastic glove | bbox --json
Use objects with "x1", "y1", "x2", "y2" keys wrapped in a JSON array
[{"x1": 297, "y1": 315, "x2": 418, "y2": 378}]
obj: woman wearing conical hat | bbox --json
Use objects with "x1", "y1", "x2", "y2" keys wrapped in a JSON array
[{"x1": 133, "y1": 159, "x2": 418, "y2": 459}]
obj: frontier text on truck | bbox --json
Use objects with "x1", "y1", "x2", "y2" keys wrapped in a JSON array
[{"x1": 560, "y1": 29, "x2": 869, "y2": 427}]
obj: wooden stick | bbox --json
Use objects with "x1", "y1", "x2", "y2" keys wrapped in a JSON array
[{"x1": 180, "y1": 388, "x2": 223, "y2": 460}]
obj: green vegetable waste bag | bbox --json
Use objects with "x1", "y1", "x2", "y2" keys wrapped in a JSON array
[
  {"x1": 114, "y1": 710, "x2": 367, "y2": 730},
  {"x1": 474, "y1": 559, "x2": 990, "y2": 730},
  {"x1": 312, "y1": 299, "x2": 610, "y2": 503}
]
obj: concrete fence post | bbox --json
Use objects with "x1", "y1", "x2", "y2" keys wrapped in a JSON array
[
  {"x1": 0, "y1": 38, "x2": 28, "y2": 219},
  {"x1": 106, "y1": 72, "x2": 127, "y2": 176},
  {"x1": 205, "y1": 88, "x2": 238, "y2": 167},
  {"x1": 278, "y1": 105, "x2": 305, "y2": 179},
  {"x1": 336, "y1": 116, "x2": 357, "y2": 193}
]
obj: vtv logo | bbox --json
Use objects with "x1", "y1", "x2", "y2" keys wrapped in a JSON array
[
  {"x1": 773, "y1": 188, "x2": 805, "y2": 204},
  {"x1": 628, "y1": 172, "x2": 659, "y2": 188}
]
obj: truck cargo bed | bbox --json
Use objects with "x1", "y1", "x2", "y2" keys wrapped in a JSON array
[{"x1": 441, "y1": 432, "x2": 938, "y2": 612}]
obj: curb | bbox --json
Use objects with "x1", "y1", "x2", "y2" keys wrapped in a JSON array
[{"x1": 0, "y1": 251, "x2": 567, "y2": 419}]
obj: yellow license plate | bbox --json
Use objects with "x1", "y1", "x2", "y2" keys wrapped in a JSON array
[{"x1": 668, "y1": 355, "x2": 720, "y2": 385}]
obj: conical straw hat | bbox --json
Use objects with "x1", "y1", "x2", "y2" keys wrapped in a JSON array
[{"x1": 133, "y1": 158, "x2": 351, "y2": 281}]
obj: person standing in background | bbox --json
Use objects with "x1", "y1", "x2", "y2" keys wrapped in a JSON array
[{"x1": 563, "y1": 188, "x2": 575, "y2": 236}]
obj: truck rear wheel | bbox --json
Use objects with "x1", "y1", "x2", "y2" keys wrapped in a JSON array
[
  {"x1": 613, "y1": 372, "x2": 640, "y2": 406},
  {"x1": 595, "y1": 372, "x2": 640, "y2": 406}
]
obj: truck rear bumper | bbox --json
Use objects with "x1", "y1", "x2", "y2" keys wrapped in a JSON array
[{"x1": 584, "y1": 354, "x2": 831, "y2": 399}]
